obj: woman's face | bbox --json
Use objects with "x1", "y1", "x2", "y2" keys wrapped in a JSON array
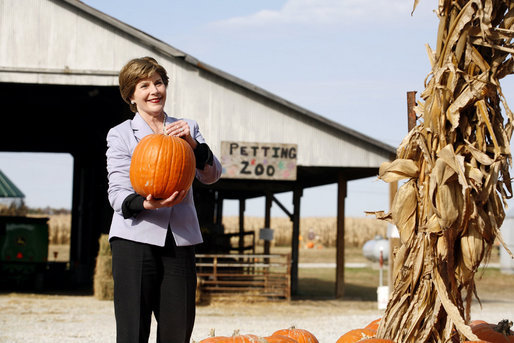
[{"x1": 130, "y1": 72, "x2": 167, "y2": 117}]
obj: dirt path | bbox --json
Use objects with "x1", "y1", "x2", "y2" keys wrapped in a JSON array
[{"x1": 1, "y1": 292, "x2": 513, "y2": 342}]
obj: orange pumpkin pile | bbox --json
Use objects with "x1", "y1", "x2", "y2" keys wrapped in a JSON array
[
  {"x1": 198, "y1": 318, "x2": 514, "y2": 342},
  {"x1": 198, "y1": 327, "x2": 318, "y2": 343},
  {"x1": 335, "y1": 318, "x2": 514, "y2": 343},
  {"x1": 130, "y1": 133, "x2": 196, "y2": 199}
]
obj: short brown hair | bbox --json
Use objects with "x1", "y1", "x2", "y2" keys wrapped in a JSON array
[{"x1": 118, "y1": 57, "x2": 170, "y2": 113}]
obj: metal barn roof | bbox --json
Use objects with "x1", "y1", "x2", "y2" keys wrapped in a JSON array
[{"x1": 0, "y1": 170, "x2": 25, "y2": 198}]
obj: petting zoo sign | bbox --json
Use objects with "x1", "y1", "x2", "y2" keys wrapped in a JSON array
[{"x1": 220, "y1": 141, "x2": 297, "y2": 180}]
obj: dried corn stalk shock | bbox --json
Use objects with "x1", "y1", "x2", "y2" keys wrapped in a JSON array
[{"x1": 371, "y1": 1, "x2": 514, "y2": 342}]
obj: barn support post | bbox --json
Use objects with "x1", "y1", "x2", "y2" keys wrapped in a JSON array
[
  {"x1": 290, "y1": 187, "x2": 302, "y2": 296},
  {"x1": 264, "y1": 192, "x2": 272, "y2": 255},
  {"x1": 335, "y1": 173, "x2": 347, "y2": 298},
  {"x1": 238, "y1": 198, "x2": 246, "y2": 253},
  {"x1": 70, "y1": 158, "x2": 87, "y2": 285},
  {"x1": 215, "y1": 191, "x2": 223, "y2": 228},
  {"x1": 70, "y1": 154, "x2": 108, "y2": 288}
]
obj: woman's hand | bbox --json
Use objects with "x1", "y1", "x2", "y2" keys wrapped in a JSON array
[
  {"x1": 143, "y1": 191, "x2": 187, "y2": 210},
  {"x1": 165, "y1": 120, "x2": 198, "y2": 150}
]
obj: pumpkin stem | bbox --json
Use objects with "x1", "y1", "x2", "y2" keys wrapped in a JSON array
[
  {"x1": 494, "y1": 319, "x2": 513, "y2": 336},
  {"x1": 209, "y1": 328, "x2": 215, "y2": 337}
]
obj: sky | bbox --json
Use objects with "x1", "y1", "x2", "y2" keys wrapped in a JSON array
[{"x1": 1, "y1": 0, "x2": 514, "y2": 217}]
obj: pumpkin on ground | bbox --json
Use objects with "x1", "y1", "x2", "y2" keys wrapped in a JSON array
[
  {"x1": 198, "y1": 333, "x2": 266, "y2": 343},
  {"x1": 263, "y1": 335, "x2": 298, "y2": 343},
  {"x1": 469, "y1": 319, "x2": 514, "y2": 343},
  {"x1": 335, "y1": 328, "x2": 376, "y2": 343},
  {"x1": 272, "y1": 327, "x2": 318, "y2": 343},
  {"x1": 130, "y1": 134, "x2": 196, "y2": 199},
  {"x1": 364, "y1": 318, "x2": 381, "y2": 332}
]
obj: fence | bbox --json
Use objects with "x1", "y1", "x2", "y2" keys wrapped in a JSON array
[{"x1": 196, "y1": 253, "x2": 291, "y2": 300}]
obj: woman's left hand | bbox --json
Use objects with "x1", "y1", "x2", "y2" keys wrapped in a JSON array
[{"x1": 165, "y1": 120, "x2": 198, "y2": 149}]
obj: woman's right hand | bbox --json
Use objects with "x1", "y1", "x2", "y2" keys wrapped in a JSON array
[{"x1": 143, "y1": 191, "x2": 187, "y2": 209}]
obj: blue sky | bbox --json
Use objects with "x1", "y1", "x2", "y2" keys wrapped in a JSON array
[{"x1": 2, "y1": 0, "x2": 514, "y2": 217}]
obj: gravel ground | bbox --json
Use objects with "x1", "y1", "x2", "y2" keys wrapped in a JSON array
[{"x1": 1, "y1": 292, "x2": 513, "y2": 343}]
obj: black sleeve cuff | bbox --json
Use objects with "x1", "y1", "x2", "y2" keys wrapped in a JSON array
[
  {"x1": 121, "y1": 193, "x2": 146, "y2": 219},
  {"x1": 194, "y1": 143, "x2": 214, "y2": 170}
]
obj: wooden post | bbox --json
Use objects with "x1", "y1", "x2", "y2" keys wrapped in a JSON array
[
  {"x1": 389, "y1": 91, "x2": 417, "y2": 291},
  {"x1": 290, "y1": 188, "x2": 302, "y2": 296},
  {"x1": 407, "y1": 91, "x2": 417, "y2": 132},
  {"x1": 335, "y1": 173, "x2": 347, "y2": 298},
  {"x1": 215, "y1": 191, "x2": 223, "y2": 228},
  {"x1": 264, "y1": 193, "x2": 272, "y2": 255},
  {"x1": 239, "y1": 198, "x2": 245, "y2": 254}
]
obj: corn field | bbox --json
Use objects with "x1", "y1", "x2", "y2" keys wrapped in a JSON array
[
  {"x1": 222, "y1": 216, "x2": 387, "y2": 248},
  {"x1": 37, "y1": 213, "x2": 385, "y2": 248}
]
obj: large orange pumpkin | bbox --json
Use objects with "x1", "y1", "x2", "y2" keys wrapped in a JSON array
[
  {"x1": 364, "y1": 318, "x2": 382, "y2": 332},
  {"x1": 130, "y1": 134, "x2": 196, "y2": 199},
  {"x1": 335, "y1": 328, "x2": 376, "y2": 343},
  {"x1": 264, "y1": 335, "x2": 298, "y2": 343},
  {"x1": 470, "y1": 322, "x2": 509, "y2": 343},
  {"x1": 272, "y1": 327, "x2": 318, "y2": 343},
  {"x1": 198, "y1": 333, "x2": 264, "y2": 342}
]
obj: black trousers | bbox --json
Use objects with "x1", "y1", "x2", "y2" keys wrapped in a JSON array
[{"x1": 110, "y1": 233, "x2": 197, "y2": 343}]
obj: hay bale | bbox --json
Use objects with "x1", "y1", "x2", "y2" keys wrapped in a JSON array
[
  {"x1": 94, "y1": 274, "x2": 114, "y2": 300},
  {"x1": 94, "y1": 234, "x2": 113, "y2": 300},
  {"x1": 97, "y1": 234, "x2": 111, "y2": 256},
  {"x1": 196, "y1": 277, "x2": 203, "y2": 304}
]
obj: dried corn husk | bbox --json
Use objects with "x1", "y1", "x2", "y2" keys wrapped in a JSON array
[{"x1": 372, "y1": 1, "x2": 514, "y2": 342}]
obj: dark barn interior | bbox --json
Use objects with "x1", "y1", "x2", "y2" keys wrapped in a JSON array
[{"x1": 1, "y1": 82, "x2": 128, "y2": 287}]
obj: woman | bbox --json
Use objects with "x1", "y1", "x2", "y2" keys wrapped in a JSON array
[{"x1": 106, "y1": 56, "x2": 221, "y2": 343}]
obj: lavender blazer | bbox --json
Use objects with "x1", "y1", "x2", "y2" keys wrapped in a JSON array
[{"x1": 106, "y1": 113, "x2": 221, "y2": 247}]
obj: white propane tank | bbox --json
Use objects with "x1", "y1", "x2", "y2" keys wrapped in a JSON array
[
  {"x1": 362, "y1": 235, "x2": 390, "y2": 263},
  {"x1": 500, "y1": 208, "x2": 514, "y2": 274}
]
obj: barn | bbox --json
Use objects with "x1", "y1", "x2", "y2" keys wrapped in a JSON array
[{"x1": 0, "y1": 0, "x2": 395, "y2": 297}]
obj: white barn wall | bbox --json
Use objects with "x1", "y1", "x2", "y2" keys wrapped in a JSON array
[
  {"x1": 1, "y1": 0, "x2": 149, "y2": 85},
  {"x1": 169, "y1": 65, "x2": 389, "y2": 167},
  {"x1": 0, "y1": 0, "x2": 393, "y2": 169}
]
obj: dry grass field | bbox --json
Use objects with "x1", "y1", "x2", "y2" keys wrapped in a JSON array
[
  {"x1": 34, "y1": 214, "x2": 504, "y2": 269},
  {"x1": 41, "y1": 214, "x2": 387, "y2": 246},
  {"x1": 27, "y1": 213, "x2": 387, "y2": 258},
  {"x1": 42, "y1": 214, "x2": 387, "y2": 262},
  {"x1": 222, "y1": 215, "x2": 387, "y2": 248}
]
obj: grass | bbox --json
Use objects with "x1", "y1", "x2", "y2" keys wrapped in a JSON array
[
  {"x1": 262, "y1": 245, "x2": 388, "y2": 300},
  {"x1": 475, "y1": 267, "x2": 514, "y2": 298},
  {"x1": 297, "y1": 267, "x2": 388, "y2": 301}
]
